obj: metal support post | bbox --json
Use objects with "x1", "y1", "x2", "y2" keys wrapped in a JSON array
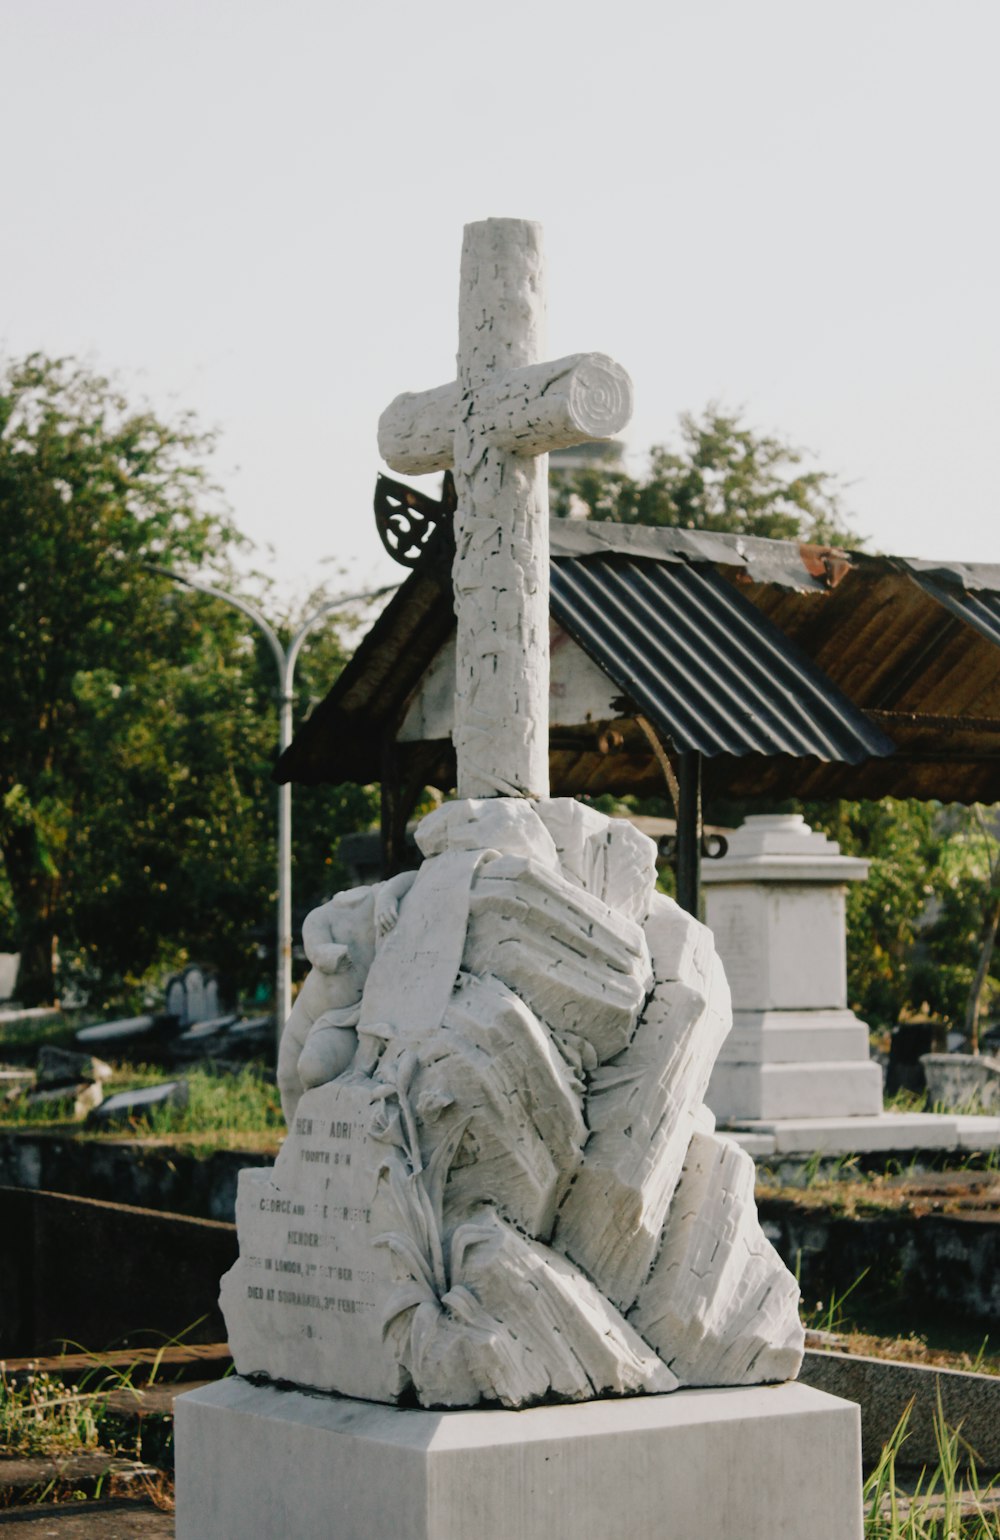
[{"x1": 676, "y1": 750, "x2": 703, "y2": 917}]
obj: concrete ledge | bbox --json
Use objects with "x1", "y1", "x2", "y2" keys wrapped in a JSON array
[
  {"x1": 725, "y1": 1111, "x2": 1000, "y2": 1156},
  {"x1": 175, "y1": 1377, "x2": 862, "y2": 1540},
  {"x1": 799, "y1": 1347, "x2": 1000, "y2": 1470},
  {"x1": 0, "y1": 1185, "x2": 236, "y2": 1356}
]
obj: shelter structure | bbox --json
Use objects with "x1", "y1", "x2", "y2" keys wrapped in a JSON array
[
  {"x1": 277, "y1": 517, "x2": 1000, "y2": 882},
  {"x1": 278, "y1": 519, "x2": 1000, "y2": 1161}
]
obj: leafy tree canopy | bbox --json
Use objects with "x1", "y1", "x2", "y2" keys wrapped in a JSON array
[
  {"x1": 0, "y1": 354, "x2": 374, "y2": 1008},
  {"x1": 552, "y1": 405, "x2": 863, "y2": 547}
]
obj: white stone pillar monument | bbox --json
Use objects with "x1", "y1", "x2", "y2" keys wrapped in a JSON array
[
  {"x1": 378, "y1": 217, "x2": 632, "y2": 798},
  {"x1": 704, "y1": 814, "x2": 884, "y2": 1123}
]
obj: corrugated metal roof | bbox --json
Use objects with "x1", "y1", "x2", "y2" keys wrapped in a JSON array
[
  {"x1": 550, "y1": 555, "x2": 895, "y2": 763},
  {"x1": 910, "y1": 571, "x2": 1000, "y2": 654},
  {"x1": 277, "y1": 533, "x2": 1000, "y2": 803},
  {"x1": 900, "y1": 558, "x2": 1000, "y2": 593}
]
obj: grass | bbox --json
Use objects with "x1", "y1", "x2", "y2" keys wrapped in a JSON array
[
  {"x1": 0, "y1": 1061, "x2": 284, "y2": 1153},
  {"x1": 805, "y1": 1316, "x2": 1000, "y2": 1380},
  {"x1": 864, "y1": 1401, "x2": 1000, "y2": 1538},
  {"x1": 800, "y1": 1266, "x2": 871, "y2": 1335},
  {"x1": 0, "y1": 1365, "x2": 107, "y2": 1458},
  {"x1": 836, "y1": 1329, "x2": 1000, "y2": 1379},
  {"x1": 0, "y1": 1332, "x2": 208, "y2": 1512},
  {"x1": 796, "y1": 1256, "x2": 1000, "y2": 1378},
  {"x1": 0, "y1": 1013, "x2": 75, "y2": 1055}
]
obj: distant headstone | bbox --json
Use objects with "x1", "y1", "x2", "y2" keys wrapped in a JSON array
[
  {"x1": 165, "y1": 965, "x2": 222, "y2": 1027},
  {"x1": 0, "y1": 953, "x2": 18, "y2": 1002},
  {"x1": 76, "y1": 1013, "x2": 163, "y2": 1049},
  {"x1": 26, "y1": 1079, "x2": 105, "y2": 1119},
  {"x1": 75, "y1": 965, "x2": 225, "y2": 1055},
  {"x1": 36, "y1": 1045, "x2": 112, "y2": 1088},
  {"x1": 174, "y1": 1013, "x2": 272, "y2": 1063},
  {"x1": 88, "y1": 1079, "x2": 189, "y2": 1125},
  {"x1": 921, "y1": 1052, "x2": 1000, "y2": 1113},
  {"x1": 0, "y1": 1068, "x2": 35, "y2": 1099}
]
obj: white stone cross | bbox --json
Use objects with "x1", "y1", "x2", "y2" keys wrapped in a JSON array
[{"x1": 378, "y1": 217, "x2": 633, "y2": 800}]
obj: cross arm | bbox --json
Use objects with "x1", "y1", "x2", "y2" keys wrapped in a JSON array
[{"x1": 378, "y1": 351, "x2": 633, "y2": 475}]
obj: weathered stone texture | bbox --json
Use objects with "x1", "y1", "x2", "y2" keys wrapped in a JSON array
[{"x1": 629, "y1": 1130, "x2": 805, "y2": 1387}]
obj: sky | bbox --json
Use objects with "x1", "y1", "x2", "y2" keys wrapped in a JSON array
[{"x1": 1, "y1": 0, "x2": 997, "y2": 609}]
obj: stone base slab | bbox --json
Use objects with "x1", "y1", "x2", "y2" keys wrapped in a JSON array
[
  {"x1": 174, "y1": 1377, "x2": 862, "y2": 1540},
  {"x1": 724, "y1": 1111, "x2": 1000, "y2": 1158},
  {"x1": 708, "y1": 1059, "x2": 884, "y2": 1120}
]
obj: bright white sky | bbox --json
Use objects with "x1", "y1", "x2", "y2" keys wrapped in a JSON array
[{"x1": 2, "y1": 0, "x2": 997, "y2": 606}]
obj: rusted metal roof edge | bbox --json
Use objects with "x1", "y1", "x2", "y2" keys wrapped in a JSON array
[{"x1": 548, "y1": 519, "x2": 845, "y2": 591}]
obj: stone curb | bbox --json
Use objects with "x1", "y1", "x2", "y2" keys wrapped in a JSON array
[{"x1": 799, "y1": 1347, "x2": 1000, "y2": 1470}]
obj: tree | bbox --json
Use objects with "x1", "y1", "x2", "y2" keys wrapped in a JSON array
[
  {"x1": 0, "y1": 353, "x2": 376, "y2": 1008},
  {"x1": 803, "y1": 799, "x2": 942, "y2": 1034},
  {"x1": 0, "y1": 353, "x2": 242, "y2": 1003},
  {"x1": 552, "y1": 405, "x2": 861, "y2": 546},
  {"x1": 47, "y1": 575, "x2": 378, "y2": 1011},
  {"x1": 909, "y1": 806, "x2": 1000, "y2": 1050}
]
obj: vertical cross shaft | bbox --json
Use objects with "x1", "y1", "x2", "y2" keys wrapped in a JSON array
[
  {"x1": 452, "y1": 219, "x2": 550, "y2": 799},
  {"x1": 378, "y1": 217, "x2": 633, "y2": 802}
]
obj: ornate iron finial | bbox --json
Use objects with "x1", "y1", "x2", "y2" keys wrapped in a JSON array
[{"x1": 373, "y1": 471, "x2": 456, "y2": 568}]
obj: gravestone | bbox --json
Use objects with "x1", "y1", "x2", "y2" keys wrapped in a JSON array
[
  {"x1": 176, "y1": 220, "x2": 862, "y2": 1540},
  {"x1": 0, "y1": 952, "x2": 18, "y2": 1002},
  {"x1": 87, "y1": 1078, "x2": 190, "y2": 1125},
  {"x1": 164, "y1": 963, "x2": 222, "y2": 1026},
  {"x1": 704, "y1": 814, "x2": 883, "y2": 1122},
  {"x1": 75, "y1": 963, "x2": 228, "y2": 1056}
]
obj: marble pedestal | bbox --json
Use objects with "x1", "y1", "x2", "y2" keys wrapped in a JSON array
[
  {"x1": 174, "y1": 1378, "x2": 863, "y2": 1540},
  {"x1": 705, "y1": 816, "x2": 883, "y2": 1123}
]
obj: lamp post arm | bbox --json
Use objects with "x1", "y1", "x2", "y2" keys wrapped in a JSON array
[
  {"x1": 281, "y1": 586, "x2": 400, "y2": 727},
  {"x1": 148, "y1": 567, "x2": 401, "y2": 1047},
  {"x1": 148, "y1": 567, "x2": 287, "y2": 683}
]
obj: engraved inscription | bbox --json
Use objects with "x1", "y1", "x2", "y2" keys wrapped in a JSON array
[{"x1": 219, "y1": 1079, "x2": 409, "y2": 1401}]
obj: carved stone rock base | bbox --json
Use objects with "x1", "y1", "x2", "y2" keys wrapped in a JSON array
[{"x1": 225, "y1": 797, "x2": 804, "y2": 1410}]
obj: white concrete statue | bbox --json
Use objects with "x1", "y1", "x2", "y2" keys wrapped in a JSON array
[{"x1": 220, "y1": 219, "x2": 804, "y2": 1410}]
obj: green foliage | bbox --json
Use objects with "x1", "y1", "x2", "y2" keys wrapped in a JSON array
[
  {"x1": 0, "y1": 352, "x2": 235, "y2": 1003},
  {"x1": 802, "y1": 800, "x2": 941, "y2": 1032},
  {"x1": 801, "y1": 800, "x2": 1000, "y2": 1037},
  {"x1": 0, "y1": 352, "x2": 378, "y2": 1008},
  {"x1": 0, "y1": 1366, "x2": 105, "y2": 1457},
  {"x1": 552, "y1": 405, "x2": 862, "y2": 546},
  {"x1": 864, "y1": 1400, "x2": 1000, "y2": 1538},
  {"x1": 912, "y1": 808, "x2": 1000, "y2": 1040},
  {"x1": 130, "y1": 1063, "x2": 284, "y2": 1143}
]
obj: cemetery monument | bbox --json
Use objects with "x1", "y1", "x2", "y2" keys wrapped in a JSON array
[
  {"x1": 176, "y1": 219, "x2": 863, "y2": 1540},
  {"x1": 705, "y1": 813, "x2": 883, "y2": 1123}
]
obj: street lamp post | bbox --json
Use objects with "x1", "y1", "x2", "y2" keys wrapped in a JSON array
[{"x1": 155, "y1": 571, "x2": 398, "y2": 1046}]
